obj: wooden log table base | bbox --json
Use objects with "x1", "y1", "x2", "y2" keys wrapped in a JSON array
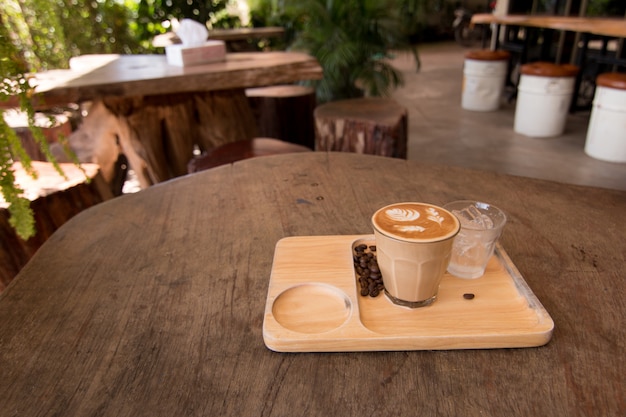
[
  {"x1": 101, "y1": 89, "x2": 258, "y2": 188},
  {"x1": 314, "y1": 98, "x2": 408, "y2": 158},
  {"x1": 0, "y1": 161, "x2": 113, "y2": 290}
]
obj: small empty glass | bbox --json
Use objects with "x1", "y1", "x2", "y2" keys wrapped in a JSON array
[{"x1": 443, "y1": 200, "x2": 507, "y2": 279}]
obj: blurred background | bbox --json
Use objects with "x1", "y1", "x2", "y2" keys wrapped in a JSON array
[{"x1": 3, "y1": 1, "x2": 624, "y2": 73}]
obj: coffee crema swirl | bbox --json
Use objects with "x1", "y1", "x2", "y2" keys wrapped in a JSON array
[{"x1": 372, "y1": 202, "x2": 459, "y2": 242}]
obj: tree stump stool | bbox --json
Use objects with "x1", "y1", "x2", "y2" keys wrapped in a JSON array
[
  {"x1": 0, "y1": 161, "x2": 113, "y2": 291},
  {"x1": 246, "y1": 85, "x2": 316, "y2": 149},
  {"x1": 314, "y1": 98, "x2": 408, "y2": 158},
  {"x1": 187, "y1": 137, "x2": 312, "y2": 173}
]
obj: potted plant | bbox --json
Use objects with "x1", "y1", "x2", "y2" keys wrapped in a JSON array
[{"x1": 250, "y1": 0, "x2": 413, "y2": 103}]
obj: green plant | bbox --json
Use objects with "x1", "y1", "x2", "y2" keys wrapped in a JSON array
[
  {"x1": 1, "y1": 0, "x2": 243, "y2": 239},
  {"x1": 0, "y1": 14, "x2": 70, "y2": 239},
  {"x1": 2, "y1": 0, "x2": 144, "y2": 72},
  {"x1": 135, "y1": 0, "x2": 241, "y2": 47},
  {"x1": 1, "y1": 0, "x2": 144, "y2": 240},
  {"x1": 260, "y1": 0, "x2": 411, "y2": 103},
  {"x1": 586, "y1": 0, "x2": 625, "y2": 16}
]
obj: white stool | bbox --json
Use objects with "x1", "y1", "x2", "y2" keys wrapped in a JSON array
[
  {"x1": 584, "y1": 73, "x2": 626, "y2": 163},
  {"x1": 514, "y1": 62, "x2": 579, "y2": 137},
  {"x1": 462, "y1": 49, "x2": 510, "y2": 112}
]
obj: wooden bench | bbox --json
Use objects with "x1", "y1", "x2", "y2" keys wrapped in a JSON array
[
  {"x1": 0, "y1": 161, "x2": 113, "y2": 290},
  {"x1": 314, "y1": 98, "x2": 408, "y2": 158}
]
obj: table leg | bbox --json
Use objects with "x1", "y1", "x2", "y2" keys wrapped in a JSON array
[
  {"x1": 103, "y1": 89, "x2": 257, "y2": 187},
  {"x1": 193, "y1": 89, "x2": 258, "y2": 152},
  {"x1": 490, "y1": 23, "x2": 500, "y2": 50},
  {"x1": 571, "y1": 33, "x2": 590, "y2": 112}
]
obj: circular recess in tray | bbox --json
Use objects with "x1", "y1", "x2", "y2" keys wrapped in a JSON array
[{"x1": 272, "y1": 284, "x2": 351, "y2": 334}]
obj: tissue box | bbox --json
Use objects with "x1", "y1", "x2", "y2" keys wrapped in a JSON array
[{"x1": 165, "y1": 40, "x2": 226, "y2": 67}]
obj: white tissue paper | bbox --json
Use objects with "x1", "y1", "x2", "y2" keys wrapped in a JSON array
[{"x1": 165, "y1": 19, "x2": 226, "y2": 67}]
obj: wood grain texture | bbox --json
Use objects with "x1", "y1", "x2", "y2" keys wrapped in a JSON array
[
  {"x1": 101, "y1": 90, "x2": 258, "y2": 185},
  {"x1": 314, "y1": 98, "x2": 408, "y2": 158},
  {"x1": 0, "y1": 152, "x2": 624, "y2": 417},
  {"x1": 0, "y1": 162, "x2": 112, "y2": 289}
]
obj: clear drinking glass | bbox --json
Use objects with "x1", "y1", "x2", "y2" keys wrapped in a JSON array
[{"x1": 443, "y1": 200, "x2": 507, "y2": 279}]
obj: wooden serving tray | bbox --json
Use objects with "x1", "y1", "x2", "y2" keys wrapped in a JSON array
[{"x1": 263, "y1": 235, "x2": 554, "y2": 352}]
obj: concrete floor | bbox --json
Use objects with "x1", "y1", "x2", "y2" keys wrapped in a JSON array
[{"x1": 390, "y1": 42, "x2": 626, "y2": 191}]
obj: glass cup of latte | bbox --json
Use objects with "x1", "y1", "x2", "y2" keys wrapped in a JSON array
[{"x1": 371, "y1": 202, "x2": 460, "y2": 308}]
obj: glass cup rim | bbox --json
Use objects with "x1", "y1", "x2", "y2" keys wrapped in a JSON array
[{"x1": 443, "y1": 200, "x2": 507, "y2": 231}]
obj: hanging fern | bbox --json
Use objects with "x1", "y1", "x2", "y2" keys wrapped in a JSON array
[
  {"x1": 1, "y1": 11, "x2": 71, "y2": 240},
  {"x1": 0, "y1": 124, "x2": 34, "y2": 239}
]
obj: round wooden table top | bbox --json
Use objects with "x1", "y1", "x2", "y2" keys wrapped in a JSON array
[{"x1": 1, "y1": 152, "x2": 624, "y2": 416}]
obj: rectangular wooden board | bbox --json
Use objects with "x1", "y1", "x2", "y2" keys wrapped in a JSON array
[{"x1": 263, "y1": 235, "x2": 554, "y2": 352}]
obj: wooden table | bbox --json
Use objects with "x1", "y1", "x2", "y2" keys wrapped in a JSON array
[
  {"x1": 1, "y1": 52, "x2": 322, "y2": 187},
  {"x1": 0, "y1": 161, "x2": 112, "y2": 290},
  {"x1": 1, "y1": 152, "x2": 623, "y2": 416},
  {"x1": 471, "y1": 14, "x2": 626, "y2": 39},
  {"x1": 471, "y1": 14, "x2": 626, "y2": 109},
  {"x1": 152, "y1": 27, "x2": 286, "y2": 51}
]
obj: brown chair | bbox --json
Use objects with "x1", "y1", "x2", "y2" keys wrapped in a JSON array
[{"x1": 187, "y1": 137, "x2": 312, "y2": 173}]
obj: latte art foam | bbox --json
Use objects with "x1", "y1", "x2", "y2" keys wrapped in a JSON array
[
  {"x1": 372, "y1": 202, "x2": 459, "y2": 242},
  {"x1": 386, "y1": 208, "x2": 421, "y2": 222}
]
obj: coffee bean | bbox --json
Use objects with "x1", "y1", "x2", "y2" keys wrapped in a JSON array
[
  {"x1": 353, "y1": 244, "x2": 384, "y2": 298},
  {"x1": 463, "y1": 293, "x2": 475, "y2": 300}
]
